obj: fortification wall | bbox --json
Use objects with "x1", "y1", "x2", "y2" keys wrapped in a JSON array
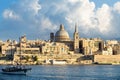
[{"x1": 94, "y1": 55, "x2": 120, "y2": 64}]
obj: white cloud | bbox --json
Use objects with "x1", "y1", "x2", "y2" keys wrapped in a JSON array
[
  {"x1": 68, "y1": 0, "x2": 79, "y2": 3},
  {"x1": 19, "y1": 0, "x2": 41, "y2": 15},
  {"x1": 40, "y1": 17, "x2": 57, "y2": 31},
  {"x1": 65, "y1": 0, "x2": 96, "y2": 33},
  {"x1": 96, "y1": 4, "x2": 112, "y2": 34},
  {"x1": 1, "y1": 0, "x2": 120, "y2": 40},
  {"x1": 65, "y1": 0, "x2": 120, "y2": 39},
  {"x1": 113, "y1": 2, "x2": 120, "y2": 14},
  {"x1": 3, "y1": 9, "x2": 20, "y2": 20}
]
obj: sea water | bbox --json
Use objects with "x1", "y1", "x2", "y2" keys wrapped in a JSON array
[{"x1": 0, "y1": 65, "x2": 120, "y2": 80}]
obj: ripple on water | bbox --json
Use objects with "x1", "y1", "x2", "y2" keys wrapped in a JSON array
[{"x1": 0, "y1": 65, "x2": 120, "y2": 80}]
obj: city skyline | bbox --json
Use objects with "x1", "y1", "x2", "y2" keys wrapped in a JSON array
[{"x1": 0, "y1": 0, "x2": 120, "y2": 41}]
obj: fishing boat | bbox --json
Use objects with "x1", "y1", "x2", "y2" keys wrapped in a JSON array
[{"x1": 2, "y1": 65, "x2": 31, "y2": 75}]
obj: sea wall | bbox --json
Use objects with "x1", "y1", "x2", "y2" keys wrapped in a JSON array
[
  {"x1": 2, "y1": 54, "x2": 120, "y2": 65},
  {"x1": 94, "y1": 55, "x2": 120, "y2": 64},
  {"x1": 13, "y1": 53, "x2": 83, "y2": 65}
]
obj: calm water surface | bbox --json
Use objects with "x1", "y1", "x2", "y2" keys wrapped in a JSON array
[{"x1": 0, "y1": 65, "x2": 120, "y2": 80}]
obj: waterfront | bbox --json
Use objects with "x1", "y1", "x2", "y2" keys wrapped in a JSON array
[{"x1": 0, "y1": 65, "x2": 120, "y2": 80}]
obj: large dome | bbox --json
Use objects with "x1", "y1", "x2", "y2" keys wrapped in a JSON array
[{"x1": 55, "y1": 24, "x2": 70, "y2": 42}]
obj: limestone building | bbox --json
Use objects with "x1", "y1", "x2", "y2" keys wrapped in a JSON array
[
  {"x1": 42, "y1": 42, "x2": 69, "y2": 54},
  {"x1": 50, "y1": 24, "x2": 104, "y2": 55},
  {"x1": 50, "y1": 24, "x2": 80, "y2": 53},
  {"x1": 0, "y1": 39, "x2": 17, "y2": 55}
]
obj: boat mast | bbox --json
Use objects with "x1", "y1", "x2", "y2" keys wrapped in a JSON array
[
  {"x1": 19, "y1": 37, "x2": 22, "y2": 66},
  {"x1": 11, "y1": 41, "x2": 13, "y2": 60},
  {"x1": 10, "y1": 41, "x2": 13, "y2": 64}
]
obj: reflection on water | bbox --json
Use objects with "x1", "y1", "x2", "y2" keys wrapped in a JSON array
[{"x1": 0, "y1": 65, "x2": 120, "y2": 80}]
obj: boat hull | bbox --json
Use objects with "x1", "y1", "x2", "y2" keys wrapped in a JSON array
[
  {"x1": 2, "y1": 71, "x2": 26, "y2": 75},
  {"x1": 1, "y1": 66, "x2": 31, "y2": 75}
]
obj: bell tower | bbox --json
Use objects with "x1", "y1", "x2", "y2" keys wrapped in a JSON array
[{"x1": 74, "y1": 24, "x2": 79, "y2": 53}]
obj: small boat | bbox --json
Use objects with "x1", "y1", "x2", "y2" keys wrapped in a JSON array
[
  {"x1": 2, "y1": 65, "x2": 31, "y2": 75},
  {"x1": 50, "y1": 60, "x2": 67, "y2": 65}
]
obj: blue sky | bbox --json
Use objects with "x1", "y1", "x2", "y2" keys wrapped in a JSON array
[
  {"x1": 0, "y1": 0, "x2": 16, "y2": 18},
  {"x1": 91, "y1": 0, "x2": 120, "y2": 7},
  {"x1": 0, "y1": 0, "x2": 120, "y2": 41}
]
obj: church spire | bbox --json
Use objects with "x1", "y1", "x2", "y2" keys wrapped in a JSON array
[
  {"x1": 75, "y1": 23, "x2": 78, "y2": 33},
  {"x1": 74, "y1": 23, "x2": 79, "y2": 53}
]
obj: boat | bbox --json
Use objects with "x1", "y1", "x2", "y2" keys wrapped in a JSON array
[
  {"x1": 1, "y1": 38, "x2": 32, "y2": 75},
  {"x1": 50, "y1": 60, "x2": 67, "y2": 65},
  {"x1": 2, "y1": 65, "x2": 31, "y2": 75}
]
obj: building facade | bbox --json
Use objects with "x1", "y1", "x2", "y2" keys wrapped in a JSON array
[{"x1": 50, "y1": 24, "x2": 104, "y2": 55}]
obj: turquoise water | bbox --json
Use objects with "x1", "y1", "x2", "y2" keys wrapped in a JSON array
[{"x1": 0, "y1": 65, "x2": 120, "y2": 80}]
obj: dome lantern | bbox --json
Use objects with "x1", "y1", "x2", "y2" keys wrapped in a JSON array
[{"x1": 60, "y1": 24, "x2": 64, "y2": 30}]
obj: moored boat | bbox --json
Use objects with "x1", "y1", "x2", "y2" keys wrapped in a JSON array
[
  {"x1": 2, "y1": 65, "x2": 31, "y2": 75},
  {"x1": 50, "y1": 60, "x2": 67, "y2": 65}
]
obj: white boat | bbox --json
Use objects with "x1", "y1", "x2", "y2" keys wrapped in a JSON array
[{"x1": 50, "y1": 60, "x2": 67, "y2": 65}]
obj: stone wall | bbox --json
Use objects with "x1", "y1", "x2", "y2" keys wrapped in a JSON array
[
  {"x1": 13, "y1": 53, "x2": 82, "y2": 65},
  {"x1": 94, "y1": 55, "x2": 120, "y2": 64}
]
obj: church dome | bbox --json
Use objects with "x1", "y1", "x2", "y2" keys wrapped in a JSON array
[{"x1": 55, "y1": 24, "x2": 70, "y2": 42}]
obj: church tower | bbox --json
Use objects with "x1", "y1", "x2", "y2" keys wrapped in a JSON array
[{"x1": 74, "y1": 24, "x2": 79, "y2": 53}]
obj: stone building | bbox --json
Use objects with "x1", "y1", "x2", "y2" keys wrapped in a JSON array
[
  {"x1": 113, "y1": 44, "x2": 120, "y2": 55},
  {"x1": 14, "y1": 35, "x2": 43, "y2": 54},
  {"x1": 102, "y1": 46, "x2": 113, "y2": 55},
  {"x1": 42, "y1": 42, "x2": 69, "y2": 54},
  {"x1": 79, "y1": 38, "x2": 104, "y2": 55},
  {"x1": 0, "y1": 39, "x2": 17, "y2": 54},
  {"x1": 19, "y1": 35, "x2": 27, "y2": 48},
  {"x1": 53, "y1": 24, "x2": 74, "y2": 51},
  {"x1": 50, "y1": 24, "x2": 104, "y2": 55}
]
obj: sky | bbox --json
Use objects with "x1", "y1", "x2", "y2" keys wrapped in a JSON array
[{"x1": 0, "y1": 0, "x2": 120, "y2": 41}]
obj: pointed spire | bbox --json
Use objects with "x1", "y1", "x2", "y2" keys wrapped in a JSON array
[{"x1": 75, "y1": 23, "x2": 78, "y2": 33}]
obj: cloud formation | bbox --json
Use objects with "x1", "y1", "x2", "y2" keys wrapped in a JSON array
[
  {"x1": 114, "y1": 2, "x2": 120, "y2": 14},
  {"x1": 3, "y1": 9, "x2": 20, "y2": 20},
  {"x1": 1, "y1": 0, "x2": 120, "y2": 40}
]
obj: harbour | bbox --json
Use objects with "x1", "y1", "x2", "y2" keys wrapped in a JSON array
[{"x1": 1, "y1": 65, "x2": 120, "y2": 80}]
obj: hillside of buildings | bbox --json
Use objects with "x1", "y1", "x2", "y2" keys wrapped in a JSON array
[{"x1": 0, "y1": 24, "x2": 120, "y2": 65}]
